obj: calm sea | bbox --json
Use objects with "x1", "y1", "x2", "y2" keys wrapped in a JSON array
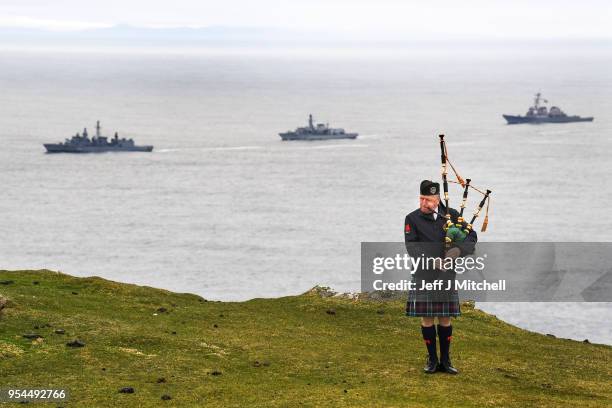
[{"x1": 1, "y1": 45, "x2": 611, "y2": 344}]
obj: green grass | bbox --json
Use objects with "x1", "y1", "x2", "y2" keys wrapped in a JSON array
[{"x1": 0, "y1": 270, "x2": 611, "y2": 407}]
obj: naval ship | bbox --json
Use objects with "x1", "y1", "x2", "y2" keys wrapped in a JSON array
[
  {"x1": 279, "y1": 115, "x2": 358, "y2": 141},
  {"x1": 44, "y1": 121, "x2": 153, "y2": 153},
  {"x1": 503, "y1": 93, "x2": 593, "y2": 124}
]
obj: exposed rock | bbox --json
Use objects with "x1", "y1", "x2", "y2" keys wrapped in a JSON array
[
  {"x1": 157, "y1": 377, "x2": 166, "y2": 383},
  {"x1": 307, "y1": 286, "x2": 407, "y2": 302},
  {"x1": 0, "y1": 280, "x2": 14, "y2": 285},
  {"x1": 546, "y1": 334, "x2": 556, "y2": 338},
  {"x1": 461, "y1": 300, "x2": 476, "y2": 310},
  {"x1": 326, "y1": 308, "x2": 336, "y2": 315},
  {"x1": 55, "y1": 329, "x2": 66, "y2": 335},
  {"x1": 583, "y1": 339, "x2": 590, "y2": 344},
  {"x1": 210, "y1": 370, "x2": 222, "y2": 376},
  {"x1": 307, "y1": 286, "x2": 337, "y2": 297},
  {"x1": 157, "y1": 307, "x2": 167, "y2": 313},
  {"x1": 71, "y1": 292, "x2": 78, "y2": 295},
  {"x1": 22, "y1": 333, "x2": 43, "y2": 340},
  {"x1": 32, "y1": 281, "x2": 39, "y2": 285},
  {"x1": 253, "y1": 361, "x2": 261, "y2": 367},
  {"x1": 0, "y1": 296, "x2": 7, "y2": 311},
  {"x1": 118, "y1": 387, "x2": 134, "y2": 394},
  {"x1": 66, "y1": 339, "x2": 86, "y2": 348},
  {"x1": 161, "y1": 394, "x2": 172, "y2": 400}
]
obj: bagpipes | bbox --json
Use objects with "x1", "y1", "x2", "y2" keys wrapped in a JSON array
[{"x1": 437, "y1": 134, "x2": 491, "y2": 246}]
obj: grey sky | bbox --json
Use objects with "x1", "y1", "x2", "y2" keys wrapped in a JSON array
[{"x1": 0, "y1": 0, "x2": 610, "y2": 39}]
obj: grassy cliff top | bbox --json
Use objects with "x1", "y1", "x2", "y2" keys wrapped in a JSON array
[{"x1": 0, "y1": 270, "x2": 611, "y2": 407}]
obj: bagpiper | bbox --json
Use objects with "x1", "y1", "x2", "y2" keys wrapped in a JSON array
[{"x1": 405, "y1": 135, "x2": 491, "y2": 374}]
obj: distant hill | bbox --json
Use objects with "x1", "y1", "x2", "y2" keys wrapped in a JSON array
[
  {"x1": 0, "y1": 25, "x2": 330, "y2": 47},
  {"x1": 1, "y1": 25, "x2": 610, "y2": 50}
]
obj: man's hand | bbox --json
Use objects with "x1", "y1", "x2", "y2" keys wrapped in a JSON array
[
  {"x1": 433, "y1": 248, "x2": 461, "y2": 271},
  {"x1": 445, "y1": 247, "x2": 461, "y2": 259},
  {"x1": 434, "y1": 257, "x2": 447, "y2": 271}
]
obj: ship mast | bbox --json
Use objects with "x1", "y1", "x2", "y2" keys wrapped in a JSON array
[
  {"x1": 533, "y1": 92, "x2": 548, "y2": 110},
  {"x1": 308, "y1": 114, "x2": 314, "y2": 130},
  {"x1": 96, "y1": 120, "x2": 101, "y2": 138},
  {"x1": 534, "y1": 93, "x2": 541, "y2": 110}
]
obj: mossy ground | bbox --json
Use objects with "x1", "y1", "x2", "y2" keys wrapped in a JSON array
[{"x1": 0, "y1": 270, "x2": 610, "y2": 407}]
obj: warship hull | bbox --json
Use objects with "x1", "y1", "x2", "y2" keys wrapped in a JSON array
[
  {"x1": 503, "y1": 115, "x2": 594, "y2": 125},
  {"x1": 279, "y1": 132, "x2": 358, "y2": 141},
  {"x1": 44, "y1": 144, "x2": 153, "y2": 153}
]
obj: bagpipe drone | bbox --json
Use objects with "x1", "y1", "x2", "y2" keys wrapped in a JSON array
[{"x1": 437, "y1": 134, "x2": 492, "y2": 246}]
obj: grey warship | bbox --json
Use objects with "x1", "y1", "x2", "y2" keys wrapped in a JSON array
[
  {"x1": 503, "y1": 93, "x2": 593, "y2": 124},
  {"x1": 44, "y1": 121, "x2": 153, "y2": 153},
  {"x1": 279, "y1": 114, "x2": 358, "y2": 141}
]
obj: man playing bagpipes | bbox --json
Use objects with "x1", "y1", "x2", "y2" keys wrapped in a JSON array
[{"x1": 404, "y1": 135, "x2": 491, "y2": 375}]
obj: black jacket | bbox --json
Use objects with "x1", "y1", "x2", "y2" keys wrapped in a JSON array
[{"x1": 404, "y1": 203, "x2": 477, "y2": 287}]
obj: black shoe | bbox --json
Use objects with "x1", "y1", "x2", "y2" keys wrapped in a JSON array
[
  {"x1": 438, "y1": 357, "x2": 458, "y2": 374},
  {"x1": 423, "y1": 355, "x2": 439, "y2": 374}
]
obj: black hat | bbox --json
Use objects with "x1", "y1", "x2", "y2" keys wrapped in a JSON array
[{"x1": 420, "y1": 180, "x2": 440, "y2": 196}]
